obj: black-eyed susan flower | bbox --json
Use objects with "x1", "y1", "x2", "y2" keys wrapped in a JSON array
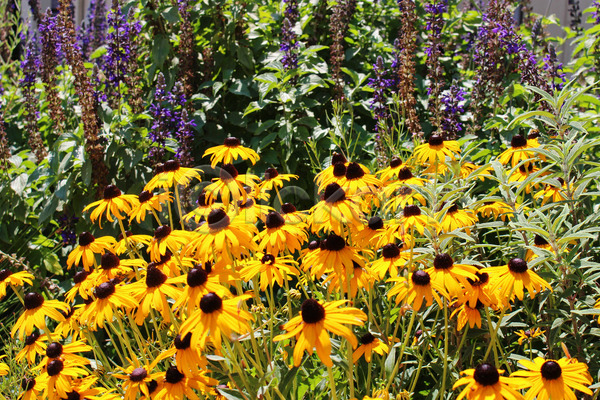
[
  {"x1": 352, "y1": 332, "x2": 389, "y2": 363},
  {"x1": 11, "y1": 292, "x2": 69, "y2": 339},
  {"x1": 19, "y1": 377, "x2": 43, "y2": 400},
  {"x1": 341, "y1": 162, "x2": 381, "y2": 198},
  {"x1": 388, "y1": 270, "x2": 448, "y2": 311},
  {"x1": 413, "y1": 134, "x2": 460, "y2": 171},
  {"x1": 257, "y1": 167, "x2": 297, "y2": 197},
  {"x1": 382, "y1": 167, "x2": 427, "y2": 196},
  {"x1": 323, "y1": 261, "x2": 376, "y2": 298},
  {"x1": 184, "y1": 208, "x2": 257, "y2": 265},
  {"x1": 255, "y1": 211, "x2": 308, "y2": 255},
  {"x1": 239, "y1": 253, "x2": 300, "y2": 291},
  {"x1": 53, "y1": 307, "x2": 82, "y2": 340},
  {"x1": 35, "y1": 340, "x2": 92, "y2": 371},
  {"x1": 179, "y1": 292, "x2": 253, "y2": 349},
  {"x1": 129, "y1": 190, "x2": 171, "y2": 224},
  {"x1": 16, "y1": 331, "x2": 47, "y2": 365},
  {"x1": 235, "y1": 197, "x2": 272, "y2": 224},
  {"x1": 0, "y1": 356, "x2": 7, "y2": 376},
  {"x1": 534, "y1": 177, "x2": 569, "y2": 205},
  {"x1": 436, "y1": 203, "x2": 478, "y2": 235},
  {"x1": 0, "y1": 268, "x2": 33, "y2": 299},
  {"x1": 352, "y1": 216, "x2": 385, "y2": 249},
  {"x1": 65, "y1": 270, "x2": 96, "y2": 303},
  {"x1": 302, "y1": 233, "x2": 366, "y2": 279},
  {"x1": 204, "y1": 163, "x2": 260, "y2": 208},
  {"x1": 463, "y1": 269, "x2": 497, "y2": 309},
  {"x1": 498, "y1": 133, "x2": 536, "y2": 168},
  {"x1": 113, "y1": 231, "x2": 150, "y2": 256},
  {"x1": 144, "y1": 159, "x2": 202, "y2": 191},
  {"x1": 64, "y1": 376, "x2": 119, "y2": 400},
  {"x1": 525, "y1": 234, "x2": 555, "y2": 260},
  {"x1": 82, "y1": 185, "x2": 139, "y2": 228},
  {"x1": 399, "y1": 204, "x2": 436, "y2": 235},
  {"x1": 274, "y1": 299, "x2": 367, "y2": 367},
  {"x1": 515, "y1": 328, "x2": 545, "y2": 346},
  {"x1": 314, "y1": 152, "x2": 348, "y2": 190},
  {"x1": 67, "y1": 232, "x2": 116, "y2": 271},
  {"x1": 511, "y1": 357, "x2": 592, "y2": 400},
  {"x1": 363, "y1": 388, "x2": 392, "y2": 399},
  {"x1": 371, "y1": 243, "x2": 410, "y2": 279},
  {"x1": 383, "y1": 185, "x2": 427, "y2": 214},
  {"x1": 203, "y1": 136, "x2": 260, "y2": 168},
  {"x1": 128, "y1": 266, "x2": 183, "y2": 325},
  {"x1": 451, "y1": 300, "x2": 483, "y2": 330},
  {"x1": 172, "y1": 265, "x2": 232, "y2": 315},
  {"x1": 183, "y1": 191, "x2": 222, "y2": 224},
  {"x1": 476, "y1": 201, "x2": 514, "y2": 221},
  {"x1": 309, "y1": 183, "x2": 363, "y2": 235},
  {"x1": 113, "y1": 358, "x2": 163, "y2": 400},
  {"x1": 160, "y1": 332, "x2": 208, "y2": 374},
  {"x1": 38, "y1": 358, "x2": 89, "y2": 400},
  {"x1": 154, "y1": 366, "x2": 217, "y2": 400},
  {"x1": 460, "y1": 162, "x2": 491, "y2": 180},
  {"x1": 79, "y1": 281, "x2": 138, "y2": 330},
  {"x1": 453, "y1": 363, "x2": 525, "y2": 400},
  {"x1": 280, "y1": 202, "x2": 308, "y2": 225},
  {"x1": 95, "y1": 252, "x2": 143, "y2": 284},
  {"x1": 425, "y1": 253, "x2": 478, "y2": 300},
  {"x1": 147, "y1": 225, "x2": 192, "y2": 262},
  {"x1": 487, "y1": 258, "x2": 552, "y2": 304},
  {"x1": 377, "y1": 156, "x2": 404, "y2": 185}
]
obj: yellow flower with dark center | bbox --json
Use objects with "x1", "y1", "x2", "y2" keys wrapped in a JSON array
[
  {"x1": 83, "y1": 185, "x2": 139, "y2": 228},
  {"x1": 128, "y1": 266, "x2": 183, "y2": 325},
  {"x1": 255, "y1": 211, "x2": 308, "y2": 255},
  {"x1": 11, "y1": 292, "x2": 69, "y2": 339},
  {"x1": 150, "y1": 250, "x2": 194, "y2": 278},
  {"x1": 154, "y1": 365, "x2": 217, "y2": 400},
  {"x1": 323, "y1": 262, "x2": 376, "y2": 298},
  {"x1": 34, "y1": 340, "x2": 92, "y2": 372},
  {"x1": 341, "y1": 162, "x2": 381, "y2": 197},
  {"x1": 79, "y1": 281, "x2": 138, "y2": 330},
  {"x1": 16, "y1": 331, "x2": 47, "y2": 365},
  {"x1": 257, "y1": 167, "x2": 298, "y2": 196},
  {"x1": 460, "y1": 162, "x2": 491, "y2": 180},
  {"x1": 436, "y1": 203, "x2": 478, "y2": 235},
  {"x1": 534, "y1": 177, "x2": 569, "y2": 205},
  {"x1": 160, "y1": 332, "x2": 208, "y2": 374},
  {"x1": 309, "y1": 183, "x2": 364, "y2": 235},
  {"x1": 112, "y1": 230, "x2": 151, "y2": 256},
  {"x1": 352, "y1": 332, "x2": 389, "y2": 363},
  {"x1": 280, "y1": 202, "x2": 308, "y2": 225},
  {"x1": 314, "y1": 152, "x2": 349, "y2": 190},
  {"x1": 63, "y1": 376, "x2": 119, "y2": 400},
  {"x1": 302, "y1": 233, "x2": 366, "y2": 279},
  {"x1": 184, "y1": 208, "x2": 257, "y2": 265},
  {"x1": 274, "y1": 299, "x2": 367, "y2": 367},
  {"x1": 179, "y1": 292, "x2": 253, "y2": 350},
  {"x1": 352, "y1": 215, "x2": 385, "y2": 249},
  {"x1": 54, "y1": 307, "x2": 82, "y2": 340},
  {"x1": 511, "y1": 357, "x2": 592, "y2": 400},
  {"x1": 147, "y1": 225, "x2": 192, "y2": 262},
  {"x1": 19, "y1": 377, "x2": 44, "y2": 400},
  {"x1": 67, "y1": 232, "x2": 116, "y2": 271},
  {"x1": 398, "y1": 204, "x2": 436, "y2": 235},
  {"x1": 498, "y1": 134, "x2": 536, "y2": 168},
  {"x1": 453, "y1": 363, "x2": 525, "y2": 400},
  {"x1": 371, "y1": 243, "x2": 411, "y2": 279},
  {"x1": 383, "y1": 185, "x2": 427, "y2": 214},
  {"x1": 451, "y1": 300, "x2": 484, "y2": 330},
  {"x1": 515, "y1": 328, "x2": 545, "y2": 346},
  {"x1": 204, "y1": 163, "x2": 260, "y2": 207},
  {"x1": 525, "y1": 234, "x2": 554, "y2": 260},
  {"x1": 372, "y1": 219, "x2": 416, "y2": 250},
  {"x1": 0, "y1": 269, "x2": 33, "y2": 299},
  {"x1": 235, "y1": 197, "x2": 273, "y2": 225},
  {"x1": 113, "y1": 358, "x2": 163, "y2": 400},
  {"x1": 387, "y1": 270, "x2": 448, "y2": 311},
  {"x1": 239, "y1": 253, "x2": 300, "y2": 291},
  {"x1": 377, "y1": 156, "x2": 405, "y2": 185},
  {"x1": 183, "y1": 191, "x2": 222, "y2": 224},
  {"x1": 172, "y1": 264, "x2": 231, "y2": 315},
  {"x1": 203, "y1": 136, "x2": 260, "y2": 168},
  {"x1": 508, "y1": 163, "x2": 543, "y2": 194},
  {"x1": 144, "y1": 159, "x2": 202, "y2": 191},
  {"x1": 129, "y1": 190, "x2": 172, "y2": 224},
  {"x1": 65, "y1": 270, "x2": 96, "y2": 303},
  {"x1": 463, "y1": 269, "x2": 497, "y2": 309},
  {"x1": 476, "y1": 201, "x2": 515, "y2": 221},
  {"x1": 425, "y1": 253, "x2": 479, "y2": 299},
  {"x1": 487, "y1": 258, "x2": 552, "y2": 304},
  {"x1": 94, "y1": 252, "x2": 143, "y2": 284},
  {"x1": 382, "y1": 166, "x2": 427, "y2": 197},
  {"x1": 37, "y1": 358, "x2": 89, "y2": 400},
  {"x1": 413, "y1": 134, "x2": 460, "y2": 169}
]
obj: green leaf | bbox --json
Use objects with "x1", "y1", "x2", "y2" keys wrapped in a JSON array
[
  {"x1": 237, "y1": 46, "x2": 254, "y2": 70},
  {"x1": 216, "y1": 388, "x2": 246, "y2": 400},
  {"x1": 161, "y1": 6, "x2": 180, "y2": 23},
  {"x1": 89, "y1": 46, "x2": 107, "y2": 60},
  {"x1": 10, "y1": 173, "x2": 28, "y2": 195},
  {"x1": 152, "y1": 34, "x2": 170, "y2": 69},
  {"x1": 38, "y1": 196, "x2": 59, "y2": 226}
]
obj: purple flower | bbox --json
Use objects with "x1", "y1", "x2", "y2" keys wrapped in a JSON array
[
  {"x1": 543, "y1": 45, "x2": 566, "y2": 92},
  {"x1": 440, "y1": 85, "x2": 466, "y2": 137},
  {"x1": 79, "y1": 0, "x2": 108, "y2": 59},
  {"x1": 57, "y1": 213, "x2": 79, "y2": 245},
  {"x1": 367, "y1": 56, "x2": 394, "y2": 130},
  {"x1": 281, "y1": 0, "x2": 299, "y2": 73}
]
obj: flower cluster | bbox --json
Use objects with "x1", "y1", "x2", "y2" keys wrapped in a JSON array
[{"x1": 280, "y1": 0, "x2": 299, "y2": 74}]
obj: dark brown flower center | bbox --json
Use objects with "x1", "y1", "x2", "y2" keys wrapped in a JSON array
[
  {"x1": 24, "y1": 292, "x2": 44, "y2": 310},
  {"x1": 534, "y1": 235, "x2": 549, "y2": 246},
  {"x1": 508, "y1": 258, "x2": 528, "y2": 273},
  {"x1": 345, "y1": 162, "x2": 365, "y2": 180},
  {"x1": 428, "y1": 134, "x2": 443, "y2": 146},
  {"x1": 411, "y1": 270, "x2": 431, "y2": 286},
  {"x1": 165, "y1": 366, "x2": 185, "y2": 384},
  {"x1": 148, "y1": 380, "x2": 158, "y2": 393},
  {"x1": 103, "y1": 185, "x2": 121, "y2": 199},
  {"x1": 46, "y1": 342, "x2": 63, "y2": 358},
  {"x1": 66, "y1": 391, "x2": 81, "y2": 400},
  {"x1": 265, "y1": 211, "x2": 285, "y2": 229},
  {"x1": 174, "y1": 333, "x2": 192, "y2": 350},
  {"x1": 117, "y1": 231, "x2": 133, "y2": 241},
  {"x1": 331, "y1": 152, "x2": 347, "y2": 164},
  {"x1": 403, "y1": 204, "x2": 421, "y2": 217},
  {"x1": 155, "y1": 163, "x2": 165, "y2": 174},
  {"x1": 224, "y1": 137, "x2": 241, "y2": 147},
  {"x1": 200, "y1": 292, "x2": 223, "y2": 314},
  {"x1": 220, "y1": 164, "x2": 239, "y2": 180},
  {"x1": 187, "y1": 267, "x2": 208, "y2": 287},
  {"x1": 473, "y1": 363, "x2": 499, "y2": 386},
  {"x1": 21, "y1": 378, "x2": 35, "y2": 391},
  {"x1": 332, "y1": 162, "x2": 347, "y2": 177},
  {"x1": 197, "y1": 191, "x2": 211, "y2": 207},
  {"x1": 47, "y1": 359, "x2": 64, "y2": 376},
  {"x1": 368, "y1": 216, "x2": 384, "y2": 230},
  {"x1": 324, "y1": 183, "x2": 346, "y2": 203},
  {"x1": 301, "y1": 299, "x2": 325, "y2": 324},
  {"x1": 24, "y1": 331, "x2": 40, "y2": 346},
  {"x1": 164, "y1": 160, "x2": 180, "y2": 172},
  {"x1": 467, "y1": 271, "x2": 489, "y2": 287},
  {"x1": 101, "y1": 252, "x2": 120, "y2": 270},
  {"x1": 78, "y1": 232, "x2": 95, "y2": 247},
  {"x1": 261, "y1": 254, "x2": 276, "y2": 264},
  {"x1": 154, "y1": 225, "x2": 172, "y2": 240},
  {"x1": 519, "y1": 163, "x2": 534, "y2": 173},
  {"x1": 139, "y1": 190, "x2": 153, "y2": 203},
  {"x1": 433, "y1": 253, "x2": 453, "y2": 270},
  {"x1": 540, "y1": 360, "x2": 562, "y2": 380},
  {"x1": 238, "y1": 198, "x2": 255, "y2": 209},
  {"x1": 0, "y1": 269, "x2": 12, "y2": 282},
  {"x1": 146, "y1": 267, "x2": 167, "y2": 288},
  {"x1": 360, "y1": 332, "x2": 376, "y2": 345},
  {"x1": 511, "y1": 134, "x2": 527, "y2": 148},
  {"x1": 207, "y1": 209, "x2": 230, "y2": 230},
  {"x1": 95, "y1": 282, "x2": 115, "y2": 299},
  {"x1": 447, "y1": 204, "x2": 459, "y2": 213},
  {"x1": 397, "y1": 167, "x2": 414, "y2": 181},
  {"x1": 323, "y1": 234, "x2": 346, "y2": 251},
  {"x1": 382, "y1": 243, "x2": 400, "y2": 259},
  {"x1": 390, "y1": 157, "x2": 402, "y2": 168},
  {"x1": 130, "y1": 367, "x2": 148, "y2": 382},
  {"x1": 157, "y1": 251, "x2": 172, "y2": 265},
  {"x1": 308, "y1": 240, "x2": 320, "y2": 250},
  {"x1": 281, "y1": 203, "x2": 297, "y2": 214},
  {"x1": 264, "y1": 167, "x2": 279, "y2": 180}
]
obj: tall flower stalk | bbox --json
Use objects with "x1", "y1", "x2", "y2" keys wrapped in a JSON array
[
  {"x1": 177, "y1": 0, "x2": 197, "y2": 101},
  {"x1": 39, "y1": 11, "x2": 66, "y2": 133},
  {"x1": 21, "y1": 33, "x2": 46, "y2": 162},
  {"x1": 281, "y1": 0, "x2": 300, "y2": 83},
  {"x1": 80, "y1": 0, "x2": 108, "y2": 59},
  {"x1": 329, "y1": 0, "x2": 356, "y2": 99},
  {"x1": 424, "y1": 0, "x2": 448, "y2": 129}
]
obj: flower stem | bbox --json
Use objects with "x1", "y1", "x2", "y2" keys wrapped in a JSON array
[
  {"x1": 439, "y1": 298, "x2": 449, "y2": 400},
  {"x1": 327, "y1": 365, "x2": 339, "y2": 400},
  {"x1": 385, "y1": 307, "x2": 417, "y2": 391}
]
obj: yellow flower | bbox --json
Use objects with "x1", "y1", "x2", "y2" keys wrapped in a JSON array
[
  {"x1": 476, "y1": 201, "x2": 514, "y2": 221},
  {"x1": 128, "y1": 266, "x2": 183, "y2": 325},
  {"x1": 323, "y1": 262, "x2": 376, "y2": 298},
  {"x1": 534, "y1": 178, "x2": 569, "y2": 205},
  {"x1": 239, "y1": 253, "x2": 300, "y2": 291},
  {"x1": 301, "y1": 233, "x2": 366, "y2": 279},
  {"x1": 0, "y1": 269, "x2": 34, "y2": 299},
  {"x1": 352, "y1": 333, "x2": 389, "y2": 363},
  {"x1": 436, "y1": 203, "x2": 477, "y2": 235},
  {"x1": 78, "y1": 281, "x2": 138, "y2": 330},
  {"x1": 398, "y1": 204, "x2": 436, "y2": 235},
  {"x1": 515, "y1": 328, "x2": 545, "y2": 346},
  {"x1": 453, "y1": 363, "x2": 525, "y2": 400},
  {"x1": 340, "y1": 162, "x2": 382, "y2": 198},
  {"x1": 16, "y1": 331, "x2": 47, "y2": 365},
  {"x1": 66, "y1": 232, "x2": 116, "y2": 271},
  {"x1": 255, "y1": 211, "x2": 308, "y2": 255},
  {"x1": 202, "y1": 136, "x2": 259, "y2": 168},
  {"x1": 274, "y1": 299, "x2": 367, "y2": 367},
  {"x1": 387, "y1": 270, "x2": 448, "y2": 311},
  {"x1": 11, "y1": 292, "x2": 69, "y2": 339},
  {"x1": 377, "y1": 156, "x2": 405, "y2": 185},
  {"x1": 113, "y1": 358, "x2": 163, "y2": 400},
  {"x1": 82, "y1": 185, "x2": 139, "y2": 228},
  {"x1": 182, "y1": 191, "x2": 222, "y2": 224},
  {"x1": 371, "y1": 243, "x2": 411, "y2": 279},
  {"x1": 144, "y1": 159, "x2": 202, "y2": 191},
  {"x1": 309, "y1": 183, "x2": 364, "y2": 235},
  {"x1": 498, "y1": 134, "x2": 536, "y2": 168},
  {"x1": 37, "y1": 358, "x2": 89, "y2": 400},
  {"x1": 129, "y1": 190, "x2": 172, "y2": 224},
  {"x1": 451, "y1": 301, "x2": 483, "y2": 330},
  {"x1": 487, "y1": 258, "x2": 552, "y2": 304},
  {"x1": 424, "y1": 253, "x2": 478, "y2": 300},
  {"x1": 510, "y1": 357, "x2": 593, "y2": 400},
  {"x1": 147, "y1": 225, "x2": 192, "y2": 262},
  {"x1": 235, "y1": 197, "x2": 273, "y2": 225},
  {"x1": 154, "y1": 366, "x2": 217, "y2": 400},
  {"x1": 0, "y1": 355, "x2": 8, "y2": 376},
  {"x1": 171, "y1": 264, "x2": 232, "y2": 315},
  {"x1": 413, "y1": 134, "x2": 460, "y2": 170},
  {"x1": 203, "y1": 163, "x2": 260, "y2": 207},
  {"x1": 257, "y1": 167, "x2": 297, "y2": 197}
]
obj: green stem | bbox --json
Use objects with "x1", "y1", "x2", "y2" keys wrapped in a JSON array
[
  {"x1": 439, "y1": 299, "x2": 449, "y2": 400},
  {"x1": 327, "y1": 365, "x2": 339, "y2": 400},
  {"x1": 385, "y1": 308, "x2": 417, "y2": 391}
]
